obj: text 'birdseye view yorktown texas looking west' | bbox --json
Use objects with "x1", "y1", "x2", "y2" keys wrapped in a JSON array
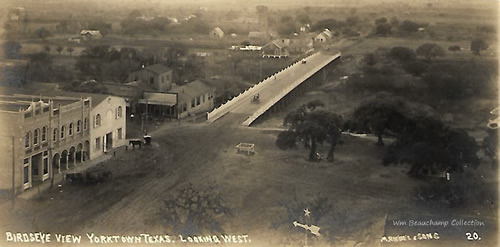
[{"x1": 0, "y1": 0, "x2": 498, "y2": 246}]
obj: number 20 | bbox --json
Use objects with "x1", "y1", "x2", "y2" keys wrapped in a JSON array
[{"x1": 466, "y1": 231, "x2": 480, "y2": 241}]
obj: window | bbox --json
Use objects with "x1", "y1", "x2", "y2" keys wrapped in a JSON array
[
  {"x1": 43, "y1": 158, "x2": 49, "y2": 175},
  {"x1": 166, "y1": 74, "x2": 170, "y2": 81},
  {"x1": 162, "y1": 76, "x2": 164, "y2": 83},
  {"x1": 41, "y1": 126, "x2": 47, "y2": 142},
  {"x1": 60, "y1": 125, "x2": 65, "y2": 139},
  {"x1": 23, "y1": 159, "x2": 29, "y2": 185},
  {"x1": 69, "y1": 123, "x2": 73, "y2": 136},
  {"x1": 53, "y1": 128, "x2": 58, "y2": 142},
  {"x1": 191, "y1": 99, "x2": 195, "y2": 108},
  {"x1": 77, "y1": 120, "x2": 81, "y2": 133},
  {"x1": 95, "y1": 137, "x2": 101, "y2": 150},
  {"x1": 150, "y1": 77, "x2": 154, "y2": 84},
  {"x1": 33, "y1": 129, "x2": 39, "y2": 145},
  {"x1": 25, "y1": 132, "x2": 31, "y2": 148},
  {"x1": 118, "y1": 128, "x2": 123, "y2": 139},
  {"x1": 84, "y1": 118, "x2": 88, "y2": 130},
  {"x1": 203, "y1": 94, "x2": 206, "y2": 102},
  {"x1": 95, "y1": 114, "x2": 101, "y2": 127},
  {"x1": 117, "y1": 106, "x2": 122, "y2": 118},
  {"x1": 197, "y1": 96, "x2": 201, "y2": 106}
]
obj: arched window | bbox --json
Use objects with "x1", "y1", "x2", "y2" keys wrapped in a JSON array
[
  {"x1": 77, "y1": 120, "x2": 81, "y2": 133},
  {"x1": 53, "y1": 128, "x2": 58, "y2": 142},
  {"x1": 61, "y1": 125, "x2": 65, "y2": 139},
  {"x1": 117, "y1": 106, "x2": 122, "y2": 118},
  {"x1": 69, "y1": 123, "x2": 73, "y2": 136},
  {"x1": 41, "y1": 126, "x2": 47, "y2": 142},
  {"x1": 95, "y1": 114, "x2": 101, "y2": 127},
  {"x1": 33, "y1": 129, "x2": 39, "y2": 145},
  {"x1": 25, "y1": 132, "x2": 31, "y2": 148},
  {"x1": 84, "y1": 118, "x2": 88, "y2": 130}
]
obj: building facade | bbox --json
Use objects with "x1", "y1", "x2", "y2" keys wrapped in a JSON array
[
  {"x1": 0, "y1": 95, "x2": 91, "y2": 194},
  {"x1": 128, "y1": 64, "x2": 173, "y2": 92},
  {"x1": 89, "y1": 96, "x2": 127, "y2": 159},
  {"x1": 0, "y1": 93, "x2": 127, "y2": 195},
  {"x1": 171, "y1": 80, "x2": 215, "y2": 118}
]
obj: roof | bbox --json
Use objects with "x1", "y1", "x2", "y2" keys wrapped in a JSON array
[
  {"x1": 143, "y1": 64, "x2": 172, "y2": 75},
  {"x1": 80, "y1": 30, "x2": 101, "y2": 36},
  {"x1": 139, "y1": 92, "x2": 177, "y2": 106},
  {"x1": 123, "y1": 80, "x2": 157, "y2": 91},
  {"x1": 265, "y1": 39, "x2": 291, "y2": 49},
  {"x1": 170, "y1": 80, "x2": 212, "y2": 103},
  {"x1": 0, "y1": 94, "x2": 83, "y2": 112},
  {"x1": 211, "y1": 27, "x2": 224, "y2": 35}
]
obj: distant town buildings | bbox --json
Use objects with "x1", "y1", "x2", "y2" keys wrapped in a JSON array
[
  {"x1": 80, "y1": 30, "x2": 103, "y2": 41},
  {"x1": 314, "y1": 29, "x2": 333, "y2": 43},
  {"x1": 210, "y1": 27, "x2": 224, "y2": 38}
]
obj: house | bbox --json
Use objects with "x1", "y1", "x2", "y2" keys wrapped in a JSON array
[
  {"x1": 170, "y1": 80, "x2": 215, "y2": 118},
  {"x1": 314, "y1": 29, "x2": 333, "y2": 43},
  {"x1": 262, "y1": 39, "x2": 290, "y2": 58},
  {"x1": 210, "y1": 27, "x2": 224, "y2": 38},
  {"x1": 8, "y1": 7, "x2": 25, "y2": 22},
  {"x1": 128, "y1": 64, "x2": 173, "y2": 92},
  {"x1": 0, "y1": 94, "x2": 91, "y2": 194},
  {"x1": 80, "y1": 30, "x2": 102, "y2": 41}
]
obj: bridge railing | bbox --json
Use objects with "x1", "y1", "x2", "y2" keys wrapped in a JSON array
[
  {"x1": 242, "y1": 51, "x2": 341, "y2": 126},
  {"x1": 206, "y1": 52, "x2": 321, "y2": 122}
]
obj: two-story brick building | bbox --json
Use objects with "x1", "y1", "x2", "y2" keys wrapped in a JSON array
[
  {"x1": 0, "y1": 95, "x2": 91, "y2": 193},
  {"x1": 0, "y1": 92, "x2": 127, "y2": 195}
]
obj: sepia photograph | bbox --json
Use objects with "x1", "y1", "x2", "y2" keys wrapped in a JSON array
[{"x1": 0, "y1": 0, "x2": 498, "y2": 246}]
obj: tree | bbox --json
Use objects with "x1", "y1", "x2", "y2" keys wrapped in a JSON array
[
  {"x1": 389, "y1": 46, "x2": 416, "y2": 62},
  {"x1": 240, "y1": 40, "x2": 250, "y2": 46},
  {"x1": 311, "y1": 18, "x2": 337, "y2": 32},
  {"x1": 386, "y1": 122, "x2": 479, "y2": 177},
  {"x1": 375, "y1": 17, "x2": 387, "y2": 25},
  {"x1": 403, "y1": 60, "x2": 428, "y2": 76},
  {"x1": 483, "y1": 128, "x2": 498, "y2": 165},
  {"x1": 56, "y1": 45, "x2": 64, "y2": 55},
  {"x1": 66, "y1": 46, "x2": 74, "y2": 56},
  {"x1": 35, "y1": 27, "x2": 52, "y2": 41},
  {"x1": 159, "y1": 183, "x2": 230, "y2": 235},
  {"x1": 448, "y1": 45, "x2": 461, "y2": 51},
  {"x1": 278, "y1": 103, "x2": 343, "y2": 161},
  {"x1": 4, "y1": 41, "x2": 22, "y2": 59},
  {"x1": 416, "y1": 43, "x2": 445, "y2": 60},
  {"x1": 26, "y1": 52, "x2": 53, "y2": 82},
  {"x1": 345, "y1": 16, "x2": 359, "y2": 26},
  {"x1": 399, "y1": 20, "x2": 419, "y2": 33},
  {"x1": 470, "y1": 39, "x2": 488, "y2": 55},
  {"x1": 44, "y1": 45, "x2": 51, "y2": 54},
  {"x1": 296, "y1": 13, "x2": 310, "y2": 25},
  {"x1": 352, "y1": 95, "x2": 410, "y2": 146},
  {"x1": 375, "y1": 23, "x2": 392, "y2": 36}
]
